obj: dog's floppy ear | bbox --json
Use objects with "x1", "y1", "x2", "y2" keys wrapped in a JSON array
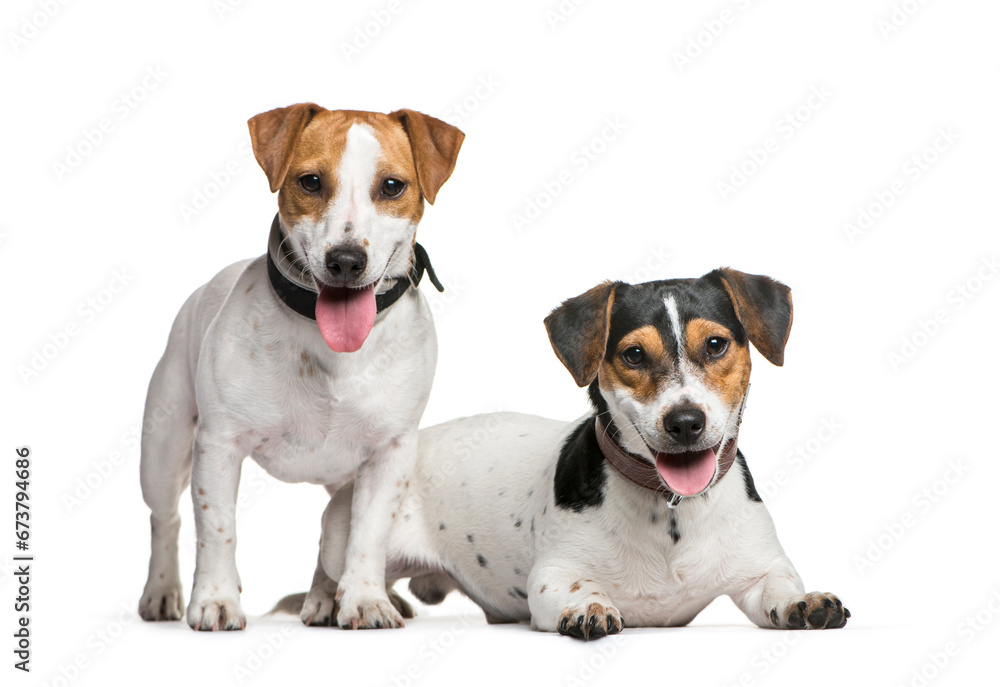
[
  {"x1": 248, "y1": 103, "x2": 323, "y2": 193},
  {"x1": 710, "y1": 267, "x2": 793, "y2": 366},
  {"x1": 544, "y1": 282, "x2": 617, "y2": 387},
  {"x1": 390, "y1": 109, "x2": 464, "y2": 205}
]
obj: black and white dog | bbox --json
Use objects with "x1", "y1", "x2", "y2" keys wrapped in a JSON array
[{"x1": 300, "y1": 268, "x2": 849, "y2": 638}]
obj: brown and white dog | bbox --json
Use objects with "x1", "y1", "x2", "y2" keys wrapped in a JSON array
[
  {"x1": 138, "y1": 104, "x2": 463, "y2": 630},
  {"x1": 302, "y1": 269, "x2": 850, "y2": 638}
]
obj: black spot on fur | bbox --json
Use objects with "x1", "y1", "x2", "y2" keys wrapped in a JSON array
[
  {"x1": 669, "y1": 514, "x2": 681, "y2": 544},
  {"x1": 477, "y1": 554, "x2": 488, "y2": 568},
  {"x1": 736, "y1": 451, "x2": 762, "y2": 502},
  {"x1": 514, "y1": 568, "x2": 523, "y2": 576},
  {"x1": 512, "y1": 587, "x2": 528, "y2": 599},
  {"x1": 439, "y1": 523, "x2": 446, "y2": 530},
  {"x1": 466, "y1": 534, "x2": 474, "y2": 543},
  {"x1": 514, "y1": 519, "x2": 522, "y2": 528},
  {"x1": 530, "y1": 518, "x2": 536, "y2": 534},
  {"x1": 650, "y1": 512, "x2": 658, "y2": 524},
  {"x1": 554, "y1": 417, "x2": 607, "y2": 513}
]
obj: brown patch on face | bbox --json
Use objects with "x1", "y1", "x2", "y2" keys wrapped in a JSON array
[
  {"x1": 684, "y1": 317, "x2": 751, "y2": 410},
  {"x1": 599, "y1": 325, "x2": 666, "y2": 403},
  {"x1": 569, "y1": 581, "x2": 582, "y2": 593},
  {"x1": 276, "y1": 110, "x2": 426, "y2": 229}
]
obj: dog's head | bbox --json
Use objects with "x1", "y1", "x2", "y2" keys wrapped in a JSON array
[
  {"x1": 544, "y1": 268, "x2": 792, "y2": 496},
  {"x1": 248, "y1": 104, "x2": 464, "y2": 351}
]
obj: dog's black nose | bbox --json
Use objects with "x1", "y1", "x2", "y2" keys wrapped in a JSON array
[
  {"x1": 326, "y1": 248, "x2": 367, "y2": 276},
  {"x1": 663, "y1": 406, "x2": 706, "y2": 446}
]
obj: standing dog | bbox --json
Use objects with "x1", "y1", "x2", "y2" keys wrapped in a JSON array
[
  {"x1": 307, "y1": 268, "x2": 849, "y2": 637},
  {"x1": 138, "y1": 104, "x2": 463, "y2": 631}
]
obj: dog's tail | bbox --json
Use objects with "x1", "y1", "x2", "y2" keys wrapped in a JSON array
[{"x1": 269, "y1": 592, "x2": 307, "y2": 616}]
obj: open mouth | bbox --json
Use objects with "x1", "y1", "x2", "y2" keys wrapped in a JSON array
[
  {"x1": 653, "y1": 438, "x2": 735, "y2": 496},
  {"x1": 314, "y1": 282, "x2": 377, "y2": 353}
]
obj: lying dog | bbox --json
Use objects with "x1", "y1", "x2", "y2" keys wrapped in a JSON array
[
  {"x1": 303, "y1": 268, "x2": 849, "y2": 637},
  {"x1": 138, "y1": 104, "x2": 463, "y2": 631}
]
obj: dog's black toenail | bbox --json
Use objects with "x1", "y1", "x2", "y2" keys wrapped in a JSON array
[
  {"x1": 374, "y1": 620, "x2": 382, "y2": 629},
  {"x1": 559, "y1": 617, "x2": 568, "y2": 633},
  {"x1": 844, "y1": 608, "x2": 851, "y2": 618},
  {"x1": 770, "y1": 608, "x2": 779, "y2": 625},
  {"x1": 823, "y1": 598, "x2": 834, "y2": 608},
  {"x1": 797, "y1": 601, "x2": 807, "y2": 612},
  {"x1": 834, "y1": 598, "x2": 842, "y2": 607}
]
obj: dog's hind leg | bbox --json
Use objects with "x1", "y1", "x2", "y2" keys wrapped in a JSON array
[
  {"x1": 408, "y1": 573, "x2": 457, "y2": 606},
  {"x1": 138, "y1": 345, "x2": 198, "y2": 622},
  {"x1": 301, "y1": 484, "x2": 354, "y2": 626},
  {"x1": 306, "y1": 483, "x2": 416, "y2": 628}
]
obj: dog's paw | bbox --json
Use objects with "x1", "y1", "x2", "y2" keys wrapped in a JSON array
[
  {"x1": 557, "y1": 601, "x2": 624, "y2": 641},
  {"x1": 301, "y1": 586, "x2": 339, "y2": 627},
  {"x1": 139, "y1": 580, "x2": 184, "y2": 621},
  {"x1": 389, "y1": 587, "x2": 415, "y2": 619},
  {"x1": 187, "y1": 595, "x2": 246, "y2": 631},
  {"x1": 770, "y1": 592, "x2": 849, "y2": 630},
  {"x1": 336, "y1": 593, "x2": 404, "y2": 630}
]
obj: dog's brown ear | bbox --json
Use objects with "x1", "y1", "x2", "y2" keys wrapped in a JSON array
[
  {"x1": 544, "y1": 282, "x2": 617, "y2": 387},
  {"x1": 248, "y1": 103, "x2": 323, "y2": 193},
  {"x1": 389, "y1": 109, "x2": 464, "y2": 205},
  {"x1": 711, "y1": 268, "x2": 793, "y2": 366}
]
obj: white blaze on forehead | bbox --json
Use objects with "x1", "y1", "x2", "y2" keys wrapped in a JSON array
[
  {"x1": 331, "y1": 123, "x2": 381, "y2": 222},
  {"x1": 663, "y1": 295, "x2": 685, "y2": 351}
]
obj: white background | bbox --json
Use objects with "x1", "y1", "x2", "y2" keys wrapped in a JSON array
[{"x1": 2, "y1": 0, "x2": 999, "y2": 685}]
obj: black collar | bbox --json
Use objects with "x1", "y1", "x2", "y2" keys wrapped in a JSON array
[{"x1": 266, "y1": 233, "x2": 444, "y2": 321}]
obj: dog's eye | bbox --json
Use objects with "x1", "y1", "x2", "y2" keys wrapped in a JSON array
[
  {"x1": 705, "y1": 336, "x2": 729, "y2": 358},
  {"x1": 621, "y1": 346, "x2": 645, "y2": 367},
  {"x1": 299, "y1": 174, "x2": 322, "y2": 193},
  {"x1": 381, "y1": 178, "x2": 406, "y2": 198}
]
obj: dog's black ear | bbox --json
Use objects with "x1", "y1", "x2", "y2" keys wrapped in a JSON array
[
  {"x1": 710, "y1": 268, "x2": 793, "y2": 366},
  {"x1": 544, "y1": 282, "x2": 617, "y2": 387},
  {"x1": 389, "y1": 109, "x2": 465, "y2": 205},
  {"x1": 248, "y1": 103, "x2": 323, "y2": 193}
]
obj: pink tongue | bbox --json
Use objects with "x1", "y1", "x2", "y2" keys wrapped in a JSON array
[
  {"x1": 655, "y1": 448, "x2": 717, "y2": 496},
  {"x1": 315, "y1": 285, "x2": 376, "y2": 353}
]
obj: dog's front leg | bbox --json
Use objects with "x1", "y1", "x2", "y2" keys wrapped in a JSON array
[
  {"x1": 334, "y1": 432, "x2": 415, "y2": 630},
  {"x1": 731, "y1": 558, "x2": 850, "y2": 630},
  {"x1": 185, "y1": 434, "x2": 246, "y2": 631},
  {"x1": 527, "y1": 561, "x2": 624, "y2": 640}
]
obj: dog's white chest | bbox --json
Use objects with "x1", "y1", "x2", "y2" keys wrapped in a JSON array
[{"x1": 199, "y1": 266, "x2": 435, "y2": 485}]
